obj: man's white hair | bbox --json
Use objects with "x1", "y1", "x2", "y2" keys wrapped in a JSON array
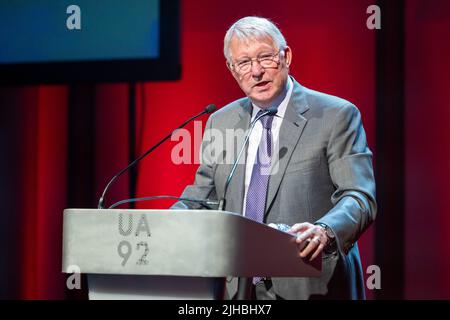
[{"x1": 223, "y1": 16, "x2": 287, "y2": 62}]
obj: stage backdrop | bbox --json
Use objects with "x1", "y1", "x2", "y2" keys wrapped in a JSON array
[{"x1": 404, "y1": 0, "x2": 450, "y2": 299}]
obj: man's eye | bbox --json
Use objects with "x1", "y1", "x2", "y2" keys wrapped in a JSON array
[
  {"x1": 259, "y1": 54, "x2": 273, "y2": 60},
  {"x1": 237, "y1": 60, "x2": 250, "y2": 67}
]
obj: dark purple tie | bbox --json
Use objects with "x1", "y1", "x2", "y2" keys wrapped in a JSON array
[{"x1": 245, "y1": 110, "x2": 274, "y2": 284}]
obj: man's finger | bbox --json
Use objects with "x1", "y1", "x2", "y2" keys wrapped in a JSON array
[
  {"x1": 310, "y1": 243, "x2": 324, "y2": 261},
  {"x1": 289, "y1": 222, "x2": 310, "y2": 233},
  {"x1": 296, "y1": 229, "x2": 314, "y2": 243},
  {"x1": 299, "y1": 237, "x2": 319, "y2": 258}
]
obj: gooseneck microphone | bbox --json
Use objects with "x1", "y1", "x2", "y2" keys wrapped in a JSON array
[
  {"x1": 97, "y1": 104, "x2": 217, "y2": 209},
  {"x1": 218, "y1": 106, "x2": 278, "y2": 211}
]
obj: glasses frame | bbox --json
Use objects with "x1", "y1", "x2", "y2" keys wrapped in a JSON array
[{"x1": 229, "y1": 49, "x2": 282, "y2": 75}]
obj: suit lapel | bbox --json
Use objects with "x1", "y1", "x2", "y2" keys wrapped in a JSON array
[{"x1": 266, "y1": 79, "x2": 310, "y2": 213}]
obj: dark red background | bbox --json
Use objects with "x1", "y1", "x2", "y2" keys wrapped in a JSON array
[{"x1": 0, "y1": 0, "x2": 449, "y2": 299}]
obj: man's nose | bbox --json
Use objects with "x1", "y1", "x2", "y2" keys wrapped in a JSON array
[{"x1": 250, "y1": 60, "x2": 264, "y2": 78}]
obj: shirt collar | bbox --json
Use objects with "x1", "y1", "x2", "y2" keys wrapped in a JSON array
[{"x1": 251, "y1": 76, "x2": 293, "y2": 120}]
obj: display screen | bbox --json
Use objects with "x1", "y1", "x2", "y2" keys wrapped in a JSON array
[{"x1": 0, "y1": 0, "x2": 179, "y2": 83}]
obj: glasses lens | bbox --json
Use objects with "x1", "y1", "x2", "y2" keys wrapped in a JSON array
[
  {"x1": 237, "y1": 61, "x2": 251, "y2": 73},
  {"x1": 234, "y1": 51, "x2": 280, "y2": 74}
]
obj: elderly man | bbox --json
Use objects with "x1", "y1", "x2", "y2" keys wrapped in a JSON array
[{"x1": 173, "y1": 16, "x2": 376, "y2": 300}]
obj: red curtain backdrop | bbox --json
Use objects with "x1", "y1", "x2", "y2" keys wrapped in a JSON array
[
  {"x1": 94, "y1": 84, "x2": 130, "y2": 205},
  {"x1": 5, "y1": 0, "x2": 415, "y2": 299},
  {"x1": 405, "y1": 0, "x2": 450, "y2": 299},
  {"x1": 19, "y1": 86, "x2": 68, "y2": 299},
  {"x1": 15, "y1": 84, "x2": 132, "y2": 299}
]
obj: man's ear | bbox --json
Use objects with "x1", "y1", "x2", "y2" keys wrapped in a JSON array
[
  {"x1": 226, "y1": 60, "x2": 240, "y2": 81},
  {"x1": 226, "y1": 60, "x2": 233, "y2": 71},
  {"x1": 284, "y1": 46, "x2": 292, "y2": 68}
]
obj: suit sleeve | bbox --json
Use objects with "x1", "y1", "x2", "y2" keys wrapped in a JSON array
[
  {"x1": 171, "y1": 115, "x2": 218, "y2": 209},
  {"x1": 316, "y1": 104, "x2": 377, "y2": 255}
]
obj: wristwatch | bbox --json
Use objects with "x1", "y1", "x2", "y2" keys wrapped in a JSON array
[
  {"x1": 315, "y1": 223, "x2": 334, "y2": 239},
  {"x1": 315, "y1": 223, "x2": 337, "y2": 253}
]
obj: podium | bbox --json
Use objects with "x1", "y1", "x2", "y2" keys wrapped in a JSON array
[{"x1": 62, "y1": 209, "x2": 321, "y2": 300}]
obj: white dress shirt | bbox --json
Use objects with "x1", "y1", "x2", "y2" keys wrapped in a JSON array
[{"x1": 242, "y1": 77, "x2": 294, "y2": 217}]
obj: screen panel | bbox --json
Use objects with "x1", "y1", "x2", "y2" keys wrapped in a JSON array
[{"x1": 0, "y1": 0, "x2": 180, "y2": 84}]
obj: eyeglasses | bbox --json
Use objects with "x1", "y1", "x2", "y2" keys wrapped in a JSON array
[{"x1": 229, "y1": 49, "x2": 282, "y2": 75}]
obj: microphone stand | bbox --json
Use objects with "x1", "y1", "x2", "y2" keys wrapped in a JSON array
[{"x1": 98, "y1": 104, "x2": 217, "y2": 209}]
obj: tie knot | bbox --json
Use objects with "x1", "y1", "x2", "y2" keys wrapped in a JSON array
[{"x1": 257, "y1": 110, "x2": 274, "y2": 129}]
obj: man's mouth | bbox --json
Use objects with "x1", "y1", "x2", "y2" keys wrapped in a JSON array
[{"x1": 254, "y1": 81, "x2": 271, "y2": 88}]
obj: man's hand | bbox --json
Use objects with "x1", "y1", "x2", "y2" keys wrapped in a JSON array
[{"x1": 289, "y1": 222, "x2": 329, "y2": 261}]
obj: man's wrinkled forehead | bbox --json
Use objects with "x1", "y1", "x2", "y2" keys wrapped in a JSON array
[{"x1": 229, "y1": 35, "x2": 277, "y2": 59}]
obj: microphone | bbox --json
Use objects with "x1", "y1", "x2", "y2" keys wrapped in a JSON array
[
  {"x1": 204, "y1": 104, "x2": 217, "y2": 114},
  {"x1": 218, "y1": 106, "x2": 277, "y2": 211},
  {"x1": 98, "y1": 104, "x2": 217, "y2": 209},
  {"x1": 108, "y1": 195, "x2": 219, "y2": 209}
]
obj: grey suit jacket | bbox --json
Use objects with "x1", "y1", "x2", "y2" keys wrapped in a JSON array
[{"x1": 173, "y1": 77, "x2": 377, "y2": 299}]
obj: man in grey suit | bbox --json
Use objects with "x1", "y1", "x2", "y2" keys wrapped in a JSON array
[{"x1": 173, "y1": 16, "x2": 376, "y2": 300}]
